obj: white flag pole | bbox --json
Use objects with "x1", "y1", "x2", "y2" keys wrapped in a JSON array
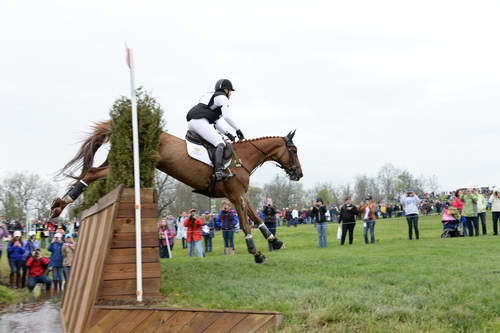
[{"x1": 126, "y1": 45, "x2": 143, "y2": 302}]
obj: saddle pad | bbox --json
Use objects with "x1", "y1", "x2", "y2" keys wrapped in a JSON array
[{"x1": 186, "y1": 141, "x2": 231, "y2": 168}]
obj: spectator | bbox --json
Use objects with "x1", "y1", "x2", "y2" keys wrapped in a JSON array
[
  {"x1": 452, "y1": 190, "x2": 466, "y2": 236},
  {"x1": 158, "y1": 219, "x2": 171, "y2": 258},
  {"x1": 40, "y1": 223, "x2": 49, "y2": 249},
  {"x1": 183, "y1": 209, "x2": 204, "y2": 258},
  {"x1": 477, "y1": 193, "x2": 488, "y2": 235},
  {"x1": 216, "y1": 201, "x2": 238, "y2": 255},
  {"x1": 489, "y1": 190, "x2": 500, "y2": 236},
  {"x1": 338, "y1": 197, "x2": 359, "y2": 245},
  {"x1": 359, "y1": 196, "x2": 377, "y2": 244},
  {"x1": 25, "y1": 249, "x2": 52, "y2": 293},
  {"x1": 291, "y1": 205, "x2": 299, "y2": 227},
  {"x1": 176, "y1": 213, "x2": 188, "y2": 249},
  {"x1": 262, "y1": 198, "x2": 278, "y2": 251},
  {"x1": 0, "y1": 221, "x2": 8, "y2": 277},
  {"x1": 48, "y1": 233, "x2": 64, "y2": 292},
  {"x1": 461, "y1": 189, "x2": 480, "y2": 237},
  {"x1": 7, "y1": 231, "x2": 26, "y2": 288},
  {"x1": 22, "y1": 231, "x2": 39, "y2": 288},
  {"x1": 311, "y1": 198, "x2": 328, "y2": 248},
  {"x1": 401, "y1": 191, "x2": 421, "y2": 240},
  {"x1": 62, "y1": 234, "x2": 75, "y2": 282},
  {"x1": 285, "y1": 208, "x2": 293, "y2": 227},
  {"x1": 202, "y1": 212, "x2": 215, "y2": 254}
]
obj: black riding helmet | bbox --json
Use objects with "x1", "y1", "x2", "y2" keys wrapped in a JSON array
[{"x1": 215, "y1": 79, "x2": 235, "y2": 92}]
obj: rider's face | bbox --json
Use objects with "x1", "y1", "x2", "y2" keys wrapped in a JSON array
[{"x1": 224, "y1": 89, "x2": 232, "y2": 98}]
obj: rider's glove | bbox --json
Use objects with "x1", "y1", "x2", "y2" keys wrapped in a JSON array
[
  {"x1": 225, "y1": 132, "x2": 236, "y2": 142},
  {"x1": 236, "y1": 129, "x2": 245, "y2": 141}
]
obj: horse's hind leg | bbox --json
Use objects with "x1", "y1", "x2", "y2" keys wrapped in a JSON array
[
  {"x1": 244, "y1": 197, "x2": 284, "y2": 251},
  {"x1": 229, "y1": 195, "x2": 266, "y2": 264}
]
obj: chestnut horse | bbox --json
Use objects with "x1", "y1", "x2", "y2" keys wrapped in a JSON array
[{"x1": 52, "y1": 121, "x2": 303, "y2": 263}]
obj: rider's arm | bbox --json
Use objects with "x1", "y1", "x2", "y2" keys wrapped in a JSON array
[
  {"x1": 213, "y1": 95, "x2": 240, "y2": 131},
  {"x1": 214, "y1": 119, "x2": 231, "y2": 134}
]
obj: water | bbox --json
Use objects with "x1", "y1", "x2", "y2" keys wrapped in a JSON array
[{"x1": 0, "y1": 295, "x2": 62, "y2": 333}]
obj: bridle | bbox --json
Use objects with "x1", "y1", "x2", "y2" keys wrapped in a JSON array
[{"x1": 243, "y1": 138, "x2": 299, "y2": 179}]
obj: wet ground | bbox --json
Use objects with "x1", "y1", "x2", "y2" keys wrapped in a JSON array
[{"x1": 0, "y1": 294, "x2": 62, "y2": 333}]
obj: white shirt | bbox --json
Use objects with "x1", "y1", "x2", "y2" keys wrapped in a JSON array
[
  {"x1": 292, "y1": 209, "x2": 299, "y2": 219},
  {"x1": 363, "y1": 206, "x2": 370, "y2": 220},
  {"x1": 200, "y1": 93, "x2": 240, "y2": 133},
  {"x1": 401, "y1": 195, "x2": 421, "y2": 215}
]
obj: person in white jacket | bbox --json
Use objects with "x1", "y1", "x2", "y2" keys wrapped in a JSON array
[
  {"x1": 400, "y1": 191, "x2": 421, "y2": 240},
  {"x1": 489, "y1": 190, "x2": 500, "y2": 235}
]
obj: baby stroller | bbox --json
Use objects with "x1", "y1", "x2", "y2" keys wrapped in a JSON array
[{"x1": 441, "y1": 220, "x2": 463, "y2": 238}]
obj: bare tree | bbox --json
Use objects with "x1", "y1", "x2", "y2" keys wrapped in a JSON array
[
  {"x1": 0, "y1": 172, "x2": 42, "y2": 220},
  {"x1": 377, "y1": 163, "x2": 399, "y2": 201},
  {"x1": 154, "y1": 171, "x2": 176, "y2": 217}
]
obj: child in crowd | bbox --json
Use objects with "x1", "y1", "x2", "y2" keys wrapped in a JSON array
[
  {"x1": 62, "y1": 234, "x2": 75, "y2": 283},
  {"x1": 48, "y1": 233, "x2": 64, "y2": 292}
]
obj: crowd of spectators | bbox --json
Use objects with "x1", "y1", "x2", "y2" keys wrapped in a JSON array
[{"x1": 0, "y1": 216, "x2": 77, "y2": 295}]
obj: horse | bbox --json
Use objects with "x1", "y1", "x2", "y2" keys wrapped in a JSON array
[{"x1": 51, "y1": 121, "x2": 303, "y2": 263}]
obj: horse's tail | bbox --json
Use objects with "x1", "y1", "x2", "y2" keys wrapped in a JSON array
[{"x1": 58, "y1": 120, "x2": 112, "y2": 181}]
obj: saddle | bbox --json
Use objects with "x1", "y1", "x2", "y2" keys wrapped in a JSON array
[{"x1": 185, "y1": 130, "x2": 233, "y2": 167}]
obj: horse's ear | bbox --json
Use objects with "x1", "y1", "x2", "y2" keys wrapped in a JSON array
[{"x1": 287, "y1": 130, "x2": 296, "y2": 141}]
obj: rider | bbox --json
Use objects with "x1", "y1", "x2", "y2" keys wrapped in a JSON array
[{"x1": 186, "y1": 79, "x2": 245, "y2": 181}]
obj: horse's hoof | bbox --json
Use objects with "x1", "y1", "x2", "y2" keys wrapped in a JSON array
[
  {"x1": 272, "y1": 239, "x2": 284, "y2": 250},
  {"x1": 254, "y1": 252, "x2": 266, "y2": 264},
  {"x1": 51, "y1": 208, "x2": 62, "y2": 219}
]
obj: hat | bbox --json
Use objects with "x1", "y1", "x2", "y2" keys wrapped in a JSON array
[
  {"x1": 13, "y1": 230, "x2": 22, "y2": 237},
  {"x1": 365, "y1": 196, "x2": 373, "y2": 201},
  {"x1": 54, "y1": 232, "x2": 63, "y2": 238},
  {"x1": 316, "y1": 198, "x2": 323, "y2": 203},
  {"x1": 64, "y1": 233, "x2": 72, "y2": 239},
  {"x1": 189, "y1": 209, "x2": 197, "y2": 213},
  {"x1": 28, "y1": 231, "x2": 36, "y2": 237}
]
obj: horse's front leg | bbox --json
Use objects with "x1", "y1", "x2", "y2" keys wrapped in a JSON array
[
  {"x1": 51, "y1": 164, "x2": 109, "y2": 218},
  {"x1": 229, "y1": 196, "x2": 266, "y2": 264},
  {"x1": 244, "y1": 197, "x2": 284, "y2": 251}
]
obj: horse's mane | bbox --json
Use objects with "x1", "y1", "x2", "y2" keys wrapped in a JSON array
[{"x1": 233, "y1": 136, "x2": 283, "y2": 145}]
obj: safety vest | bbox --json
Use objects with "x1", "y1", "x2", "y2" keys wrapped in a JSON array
[{"x1": 186, "y1": 91, "x2": 226, "y2": 124}]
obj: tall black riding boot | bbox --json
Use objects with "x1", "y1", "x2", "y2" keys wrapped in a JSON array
[{"x1": 214, "y1": 143, "x2": 233, "y2": 181}]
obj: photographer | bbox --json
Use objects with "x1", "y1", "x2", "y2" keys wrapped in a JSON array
[
  {"x1": 338, "y1": 197, "x2": 359, "y2": 245},
  {"x1": 311, "y1": 198, "x2": 328, "y2": 248},
  {"x1": 25, "y1": 249, "x2": 52, "y2": 292},
  {"x1": 183, "y1": 209, "x2": 204, "y2": 258},
  {"x1": 262, "y1": 198, "x2": 277, "y2": 251}
]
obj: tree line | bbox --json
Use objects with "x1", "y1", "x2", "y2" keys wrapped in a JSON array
[{"x1": 0, "y1": 163, "x2": 439, "y2": 220}]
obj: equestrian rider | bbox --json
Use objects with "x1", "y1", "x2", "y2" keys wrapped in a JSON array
[{"x1": 186, "y1": 79, "x2": 245, "y2": 181}]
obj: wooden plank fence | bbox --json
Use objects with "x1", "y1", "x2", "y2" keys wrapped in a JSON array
[{"x1": 60, "y1": 184, "x2": 282, "y2": 333}]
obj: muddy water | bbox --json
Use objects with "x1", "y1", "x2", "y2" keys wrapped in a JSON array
[{"x1": 0, "y1": 295, "x2": 62, "y2": 333}]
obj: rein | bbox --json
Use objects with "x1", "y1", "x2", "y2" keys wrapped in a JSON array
[{"x1": 236, "y1": 139, "x2": 295, "y2": 176}]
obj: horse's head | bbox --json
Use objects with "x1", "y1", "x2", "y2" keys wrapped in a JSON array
[{"x1": 277, "y1": 130, "x2": 303, "y2": 181}]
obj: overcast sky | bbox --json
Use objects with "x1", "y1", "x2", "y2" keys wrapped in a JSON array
[{"x1": 1, "y1": 0, "x2": 499, "y2": 192}]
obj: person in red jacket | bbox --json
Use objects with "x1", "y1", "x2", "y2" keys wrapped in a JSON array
[
  {"x1": 25, "y1": 249, "x2": 52, "y2": 292},
  {"x1": 183, "y1": 209, "x2": 204, "y2": 258}
]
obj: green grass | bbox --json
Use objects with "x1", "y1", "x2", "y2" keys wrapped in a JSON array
[{"x1": 160, "y1": 215, "x2": 500, "y2": 332}]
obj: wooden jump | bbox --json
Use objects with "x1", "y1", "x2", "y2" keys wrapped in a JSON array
[{"x1": 60, "y1": 185, "x2": 282, "y2": 333}]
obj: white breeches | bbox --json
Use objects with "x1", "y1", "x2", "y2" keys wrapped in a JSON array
[{"x1": 188, "y1": 118, "x2": 225, "y2": 147}]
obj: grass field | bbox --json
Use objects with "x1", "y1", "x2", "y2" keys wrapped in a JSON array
[{"x1": 160, "y1": 215, "x2": 500, "y2": 333}]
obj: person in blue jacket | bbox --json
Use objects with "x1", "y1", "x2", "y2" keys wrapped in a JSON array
[
  {"x1": 215, "y1": 200, "x2": 238, "y2": 255},
  {"x1": 21, "y1": 231, "x2": 39, "y2": 288},
  {"x1": 7, "y1": 230, "x2": 26, "y2": 288},
  {"x1": 48, "y1": 233, "x2": 64, "y2": 292}
]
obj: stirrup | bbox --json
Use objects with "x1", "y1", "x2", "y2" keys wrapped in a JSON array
[{"x1": 214, "y1": 170, "x2": 234, "y2": 182}]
